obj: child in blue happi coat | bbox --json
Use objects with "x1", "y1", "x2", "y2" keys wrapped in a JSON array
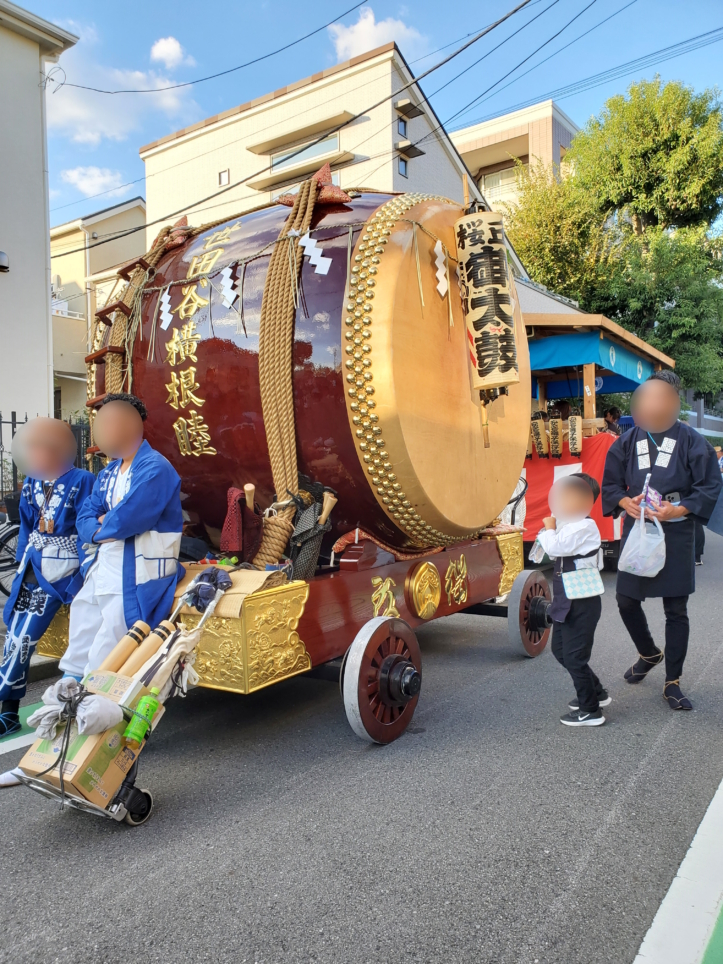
[
  {"x1": 1, "y1": 419, "x2": 95, "y2": 737},
  {"x1": 59, "y1": 394, "x2": 184, "y2": 679}
]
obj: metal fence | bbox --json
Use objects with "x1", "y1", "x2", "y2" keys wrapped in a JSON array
[{"x1": 0, "y1": 412, "x2": 97, "y2": 506}]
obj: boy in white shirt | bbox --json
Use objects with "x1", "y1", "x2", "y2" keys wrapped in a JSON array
[{"x1": 535, "y1": 473, "x2": 608, "y2": 727}]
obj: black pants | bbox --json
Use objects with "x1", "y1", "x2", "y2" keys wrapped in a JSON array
[
  {"x1": 616, "y1": 593, "x2": 689, "y2": 681},
  {"x1": 695, "y1": 521, "x2": 705, "y2": 562},
  {"x1": 551, "y1": 596, "x2": 603, "y2": 713}
]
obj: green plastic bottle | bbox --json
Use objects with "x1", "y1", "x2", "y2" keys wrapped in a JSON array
[{"x1": 123, "y1": 687, "x2": 161, "y2": 750}]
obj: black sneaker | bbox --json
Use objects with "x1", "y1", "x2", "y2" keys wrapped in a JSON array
[
  {"x1": 569, "y1": 693, "x2": 612, "y2": 711},
  {"x1": 560, "y1": 709, "x2": 605, "y2": 727}
]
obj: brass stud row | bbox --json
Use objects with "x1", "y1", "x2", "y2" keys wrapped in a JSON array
[{"x1": 344, "y1": 194, "x2": 476, "y2": 548}]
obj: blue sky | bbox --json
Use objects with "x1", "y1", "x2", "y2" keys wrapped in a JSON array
[{"x1": 34, "y1": 0, "x2": 723, "y2": 227}]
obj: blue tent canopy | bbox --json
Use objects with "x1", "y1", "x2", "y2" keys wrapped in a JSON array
[{"x1": 529, "y1": 331, "x2": 652, "y2": 399}]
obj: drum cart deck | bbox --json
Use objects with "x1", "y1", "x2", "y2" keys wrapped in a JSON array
[{"x1": 38, "y1": 529, "x2": 551, "y2": 746}]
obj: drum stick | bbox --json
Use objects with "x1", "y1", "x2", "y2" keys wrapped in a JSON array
[
  {"x1": 244, "y1": 484, "x2": 255, "y2": 510},
  {"x1": 463, "y1": 173, "x2": 470, "y2": 211},
  {"x1": 318, "y1": 492, "x2": 337, "y2": 525},
  {"x1": 97, "y1": 620, "x2": 151, "y2": 673},
  {"x1": 118, "y1": 620, "x2": 177, "y2": 677}
]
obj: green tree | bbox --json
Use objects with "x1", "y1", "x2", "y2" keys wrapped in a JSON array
[
  {"x1": 568, "y1": 77, "x2": 723, "y2": 233},
  {"x1": 503, "y1": 78, "x2": 723, "y2": 392}
]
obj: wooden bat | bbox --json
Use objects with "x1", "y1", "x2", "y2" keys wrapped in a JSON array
[
  {"x1": 318, "y1": 491, "x2": 337, "y2": 525},
  {"x1": 97, "y1": 620, "x2": 151, "y2": 673},
  {"x1": 244, "y1": 483, "x2": 255, "y2": 510},
  {"x1": 118, "y1": 620, "x2": 177, "y2": 677}
]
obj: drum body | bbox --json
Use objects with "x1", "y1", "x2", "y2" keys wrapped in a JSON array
[{"x1": 112, "y1": 192, "x2": 530, "y2": 550}]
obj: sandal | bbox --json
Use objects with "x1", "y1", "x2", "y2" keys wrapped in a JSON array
[
  {"x1": 663, "y1": 680, "x2": 693, "y2": 710},
  {"x1": 624, "y1": 650, "x2": 663, "y2": 684},
  {"x1": 0, "y1": 712, "x2": 21, "y2": 738}
]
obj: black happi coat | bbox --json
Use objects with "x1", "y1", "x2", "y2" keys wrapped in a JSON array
[{"x1": 602, "y1": 421, "x2": 721, "y2": 599}]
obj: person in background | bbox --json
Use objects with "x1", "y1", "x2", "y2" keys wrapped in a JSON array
[
  {"x1": 694, "y1": 519, "x2": 705, "y2": 566},
  {"x1": 604, "y1": 407, "x2": 622, "y2": 436},
  {"x1": 0, "y1": 420, "x2": 94, "y2": 739},
  {"x1": 534, "y1": 473, "x2": 607, "y2": 727},
  {"x1": 59, "y1": 394, "x2": 184, "y2": 680},
  {"x1": 602, "y1": 371, "x2": 721, "y2": 710},
  {"x1": 716, "y1": 446, "x2": 723, "y2": 473}
]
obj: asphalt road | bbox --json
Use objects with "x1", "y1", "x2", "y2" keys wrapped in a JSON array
[{"x1": 2, "y1": 534, "x2": 723, "y2": 964}]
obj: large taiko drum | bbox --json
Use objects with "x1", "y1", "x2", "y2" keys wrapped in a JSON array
[{"x1": 98, "y1": 192, "x2": 530, "y2": 551}]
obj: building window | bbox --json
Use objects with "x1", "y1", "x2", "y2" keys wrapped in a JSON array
[
  {"x1": 271, "y1": 133, "x2": 339, "y2": 173},
  {"x1": 218, "y1": 169, "x2": 230, "y2": 186},
  {"x1": 398, "y1": 117, "x2": 408, "y2": 137},
  {"x1": 398, "y1": 156, "x2": 408, "y2": 178}
]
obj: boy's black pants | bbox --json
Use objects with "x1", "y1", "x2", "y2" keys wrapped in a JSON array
[{"x1": 551, "y1": 596, "x2": 603, "y2": 713}]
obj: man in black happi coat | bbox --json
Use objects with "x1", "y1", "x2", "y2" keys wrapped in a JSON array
[{"x1": 602, "y1": 371, "x2": 721, "y2": 710}]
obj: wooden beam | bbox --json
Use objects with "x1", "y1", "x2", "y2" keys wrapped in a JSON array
[
  {"x1": 537, "y1": 379, "x2": 547, "y2": 412},
  {"x1": 583, "y1": 363, "x2": 596, "y2": 421}
]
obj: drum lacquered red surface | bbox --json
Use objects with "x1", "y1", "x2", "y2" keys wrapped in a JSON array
[{"x1": 124, "y1": 193, "x2": 530, "y2": 550}]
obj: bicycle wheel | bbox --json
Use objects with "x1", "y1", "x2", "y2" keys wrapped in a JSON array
[{"x1": 0, "y1": 524, "x2": 20, "y2": 597}]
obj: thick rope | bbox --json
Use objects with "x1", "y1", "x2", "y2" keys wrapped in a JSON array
[{"x1": 252, "y1": 178, "x2": 319, "y2": 567}]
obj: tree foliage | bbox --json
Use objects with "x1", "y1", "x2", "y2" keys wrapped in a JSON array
[
  {"x1": 568, "y1": 77, "x2": 723, "y2": 232},
  {"x1": 503, "y1": 77, "x2": 723, "y2": 393}
]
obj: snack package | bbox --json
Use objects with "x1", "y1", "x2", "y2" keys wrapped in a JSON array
[{"x1": 641, "y1": 473, "x2": 662, "y2": 512}]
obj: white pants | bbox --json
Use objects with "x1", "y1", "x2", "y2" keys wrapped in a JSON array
[{"x1": 59, "y1": 567, "x2": 127, "y2": 678}]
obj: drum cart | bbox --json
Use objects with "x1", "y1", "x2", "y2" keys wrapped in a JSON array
[{"x1": 38, "y1": 529, "x2": 551, "y2": 748}]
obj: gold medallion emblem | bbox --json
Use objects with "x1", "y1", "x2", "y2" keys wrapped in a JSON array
[{"x1": 406, "y1": 561, "x2": 442, "y2": 619}]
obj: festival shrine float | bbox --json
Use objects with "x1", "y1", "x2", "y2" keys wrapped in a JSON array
[{"x1": 38, "y1": 167, "x2": 552, "y2": 753}]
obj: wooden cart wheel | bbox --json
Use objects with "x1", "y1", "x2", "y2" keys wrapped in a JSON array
[
  {"x1": 342, "y1": 616, "x2": 422, "y2": 744},
  {"x1": 507, "y1": 569, "x2": 551, "y2": 658}
]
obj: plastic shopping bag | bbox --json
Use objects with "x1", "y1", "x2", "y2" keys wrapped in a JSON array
[{"x1": 618, "y1": 507, "x2": 666, "y2": 578}]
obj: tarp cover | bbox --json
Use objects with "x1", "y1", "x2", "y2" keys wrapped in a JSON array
[{"x1": 529, "y1": 332, "x2": 652, "y2": 398}]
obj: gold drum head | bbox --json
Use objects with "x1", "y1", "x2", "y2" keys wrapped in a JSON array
[{"x1": 343, "y1": 194, "x2": 531, "y2": 547}]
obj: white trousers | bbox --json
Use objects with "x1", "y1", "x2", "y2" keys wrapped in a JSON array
[{"x1": 59, "y1": 567, "x2": 127, "y2": 678}]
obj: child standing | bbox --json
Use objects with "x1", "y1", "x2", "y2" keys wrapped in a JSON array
[{"x1": 534, "y1": 473, "x2": 608, "y2": 727}]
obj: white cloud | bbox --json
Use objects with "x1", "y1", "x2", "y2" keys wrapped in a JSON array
[
  {"x1": 328, "y1": 6, "x2": 427, "y2": 62},
  {"x1": 150, "y1": 36, "x2": 195, "y2": 70},
  {"x1": 45, "y1": 24, "x2": 199, "y2": 147},
  {"x1": 60, "y1": 166, "x2": 130, "y2": 198}
]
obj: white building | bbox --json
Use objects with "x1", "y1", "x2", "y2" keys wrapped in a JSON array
[
  {"x1": 0, "y1": 2, "x2": 76, "y2": 420},
  {"x1": 50, "y1": 197, "x2": 147, "y2": 418},
  {"x1": 450, "y1": 100, "x2": 579, "y2": 210},
  {"x1": 139, "y1": 42, "x2": 484, "y2": 246}
]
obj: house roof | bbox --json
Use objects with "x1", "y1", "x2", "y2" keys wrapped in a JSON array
[
  {"x1": 50, "y1": 197, "x2": 146, "y2": 237},
  {"x1": 139, "y1": 42, "x2": 400, "y2": 156},
  {"x1": 0, "y1": 0, "x2": 76, "y2": 54}
]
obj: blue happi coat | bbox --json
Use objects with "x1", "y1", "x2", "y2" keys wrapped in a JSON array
[
  {"x1": 76, "y1": 440, "x2": 184, "y2": 629},
  {"x1": 3, "y1": 468, "x2": 96, "y2": 624}
]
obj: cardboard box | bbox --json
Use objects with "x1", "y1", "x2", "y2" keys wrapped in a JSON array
[
  {"x1": 20, "y1": 672, "x2": 164, "y2": 809},
  {"x1": 20, "y1": 721, "x2": 143, "y2": 809}
]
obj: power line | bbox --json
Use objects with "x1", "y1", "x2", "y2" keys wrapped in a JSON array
[
  {"x1": 50, "y1": 0, "x2": 551, "y2": 218},
  {"x1": 454, "y1": 24, "x2": 723, "y2": 129},
  {"x1": 451, "y1": 0, "x2": 640, "y2": 123},
  {"x1": 51, "y1": 1, "x2": 369, "y2": 95},
  {"x1": 49, "y1": 0, "x2": 535, "y2": 260},
  {"x1": 441, "y1": 0, "x2": 601, "y2": 130}
]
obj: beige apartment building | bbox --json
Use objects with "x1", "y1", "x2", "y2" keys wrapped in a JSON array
[
  {"x1": 0, "y1": 2, "x2": 75, "y2": 421},
  {"x1": 140, "y1": 42, "x2": 483, "y2": 245},
  {"x1": 49, "y1": 197, "x2": 146, "y2": 417},
  {"x1": 450, "y1": 100, "x2": 579, "y2": 209}
]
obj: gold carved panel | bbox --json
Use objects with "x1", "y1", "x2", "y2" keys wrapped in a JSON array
[
  {"x1": 190, "y1": 581, "x2": 311, "y2": 694},
  {"x1": 496, "y1": 532, "x2": 524, "y2": 596},
  {"x1": 36, "y1": 605, "x2": 70, "y2": 660},
  {"x1": 444, "y1": 554, "x2": 469, "y2": 607},
  {"x1": 405, "y1": 562, "x2": 441, "y2": 619}
]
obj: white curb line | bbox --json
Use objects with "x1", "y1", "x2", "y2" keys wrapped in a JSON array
[
  {"x1": 0, "y1": 731, "x2": 36, "y2": 757},
  {"x1": 634, "y1": 775, "x2": 723, "y2": 963}
]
